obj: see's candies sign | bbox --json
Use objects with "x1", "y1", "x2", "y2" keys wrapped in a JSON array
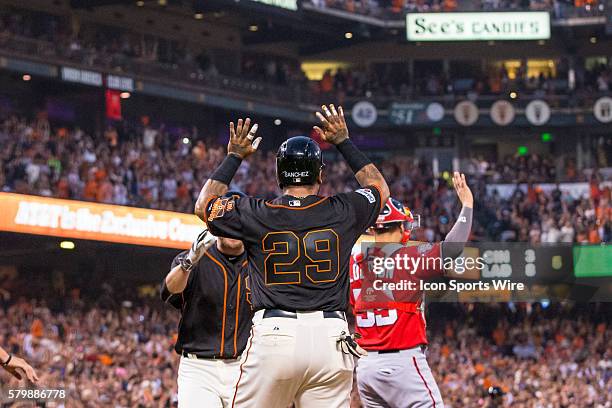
[
  {"x1": 0, "y1": 193, "x2": 202, "y2": 249},
  {"x1": 406, "y1": 12, "x2": 551, "y2": 41}
]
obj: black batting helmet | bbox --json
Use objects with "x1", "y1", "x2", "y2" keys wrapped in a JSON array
[{"x1": 276, "y1": 136, "x2": 323, "y2": 189}]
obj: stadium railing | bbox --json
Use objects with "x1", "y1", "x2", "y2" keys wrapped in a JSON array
[
  {"x1": 301, "y1": 0, "x2": 606, "y2": 25},
  {"x1": 0, "y1": 33, "x2": 608, "y2": 112}
]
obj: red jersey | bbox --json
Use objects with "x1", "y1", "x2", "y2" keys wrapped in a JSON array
[{"x1": 349, "y1": 242, "x2": 443, "y2": 351}]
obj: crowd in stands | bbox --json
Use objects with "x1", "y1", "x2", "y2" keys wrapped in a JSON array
[
  {"x1": 1, "y1": 114, "x2": 610, "y2": 244},
  {"x1": 317, "y1": 61, "x2": 612, "y2": 102},
  {"x1": 0, "y1": 287, "x2": 610, "y2": 407},
  {"x1": 2, "y1": 8, "x2": 612, "y2": 104},
  {"x1": 306, "y1": 0, "x2": 606, "y2": 18},
  {"x1": 0, "y1": 8, "x2": 309, "y2": 93}
]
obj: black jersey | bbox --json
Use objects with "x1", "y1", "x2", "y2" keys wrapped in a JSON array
[
  {"x1": 204, "y1": 186, "x2": 382, "y2": 312},
  {"x1": 161, "y1": 245, "x2": 252, "y2": 359}
]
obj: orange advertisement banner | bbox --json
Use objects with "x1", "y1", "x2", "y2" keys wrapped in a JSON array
[{"x1": 0, "y1": 193, "x2": 203, "y2": 249}]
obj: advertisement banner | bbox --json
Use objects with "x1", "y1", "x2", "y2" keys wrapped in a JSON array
[
  {"x1": 250, "y1": 0, "x2": 298, "y2": 10},
  {"x1": 106, "y1": 74, "x2": 134, "y2": 91},
  {"x1": 60, "y1": 67, "x2": 102, "y2": 86},
  {"x1": 406, "y1": 12, "x2": 551, "y2": 41},
  {"x1": 0, "y1": 193, "x2": 203, "y2": 249}
]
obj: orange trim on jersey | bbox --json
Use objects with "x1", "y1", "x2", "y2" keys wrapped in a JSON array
[
  {"x1": 369, "y1": 184, "x2": 385, "y2": 212},
  {"x1": 233, "y1": 276, "x2": 241, "y2": 357},
  {"x1": 232, "y1": 326, "x2": 254, "y2": 408},
  {"x1": 201, "y1": 195, "x2": 221, "y2": 225},
  {"x1": 264, "y1": 197, "x2": 328, "y2": 210},
  {"x1": 205, "y1": 252, "x2": 228, "y2": 357}
]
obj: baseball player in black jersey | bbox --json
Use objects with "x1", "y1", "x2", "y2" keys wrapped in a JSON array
[
  {"x1": 161, "y1": 200, "x2": 253, "y2": 408},
  {"x1": 193, "y1": 105, "x2": 390, "y2": 408}
]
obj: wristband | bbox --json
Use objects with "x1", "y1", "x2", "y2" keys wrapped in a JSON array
[
  {"x1": 179, "y1": 257, "x2": 195, "y2": 274},
  {"x1": 336, "y1": 139, "x2": 372, "y2": 174},
  {"x1": 210, "y1": 154, "x2": 242, "y2": 185},
  {"x1": 1, "y1": 354, "x2": 11, "y2": 367}
]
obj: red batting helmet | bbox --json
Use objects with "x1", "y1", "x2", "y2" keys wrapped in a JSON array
[{"x1": 373, "y1": 198, "x2": 416, "y2": 244}]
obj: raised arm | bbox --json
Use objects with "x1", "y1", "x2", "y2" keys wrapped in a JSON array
[
  {"x1": 194, "y1": 118, "x2": 261, "y2": 221},
  {"x1": 0, "y1": 346, "x2": 38, "y2": 383},
  {"x1": 441, "y1": 172, "x2": 474, "y2": 259},
  {"x1": 162, "y1": 229, "x2": 216, "y2": 296},
  {"x1": 314, "y1": 104, "x2": 390, "y2": 203}
]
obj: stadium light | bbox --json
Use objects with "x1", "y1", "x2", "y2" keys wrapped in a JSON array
[
  {"x1": 22, "y1": 74, "x2": 31, "y2": 81},
  {"x1": 60, "y1": 241, "x2": 75, "y2": 250}
]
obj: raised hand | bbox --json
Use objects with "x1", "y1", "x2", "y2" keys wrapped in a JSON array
[
  {"x1": 228, "y1": 118, "x2": 261, "y2": 159},
  {"x1": 187, "y1": 229, "x2": 216, "y2": 264},
  {"x1": 452, "y1": 172, "x2": 473, "y2": 208},
  {"x1": 2, "y1": 356, "x2": 39, "y2": 383},
  {"x1": 313, "y1": 104, "x2": 349, "y2": 145}
]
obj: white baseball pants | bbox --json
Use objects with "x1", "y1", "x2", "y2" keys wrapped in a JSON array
[
  {"x1": 231, "y1": 310, "x2": 355, "y2": 408},
  {"x1": 178, "y1": 355, "x2": 241, "y2": 408},
  {"x1": 356, "y1": 347, "x2": 444, "y2": 408}
]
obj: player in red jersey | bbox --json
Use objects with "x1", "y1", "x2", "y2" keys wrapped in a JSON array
[{"x1": 349, "y1": 172, "x2": 473, "y2": 408}]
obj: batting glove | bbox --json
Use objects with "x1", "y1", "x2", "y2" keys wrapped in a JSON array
[
  {"x1": 180, "y1": 229, "x2": 216, "y2": 273},
  {"x1": 337, "y1": 331, "x2": 368, "y2": 358}
]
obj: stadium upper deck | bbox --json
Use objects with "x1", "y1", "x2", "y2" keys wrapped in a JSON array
[{"x1": 0, "y1": 0, "x2": 611, "y2": 129}]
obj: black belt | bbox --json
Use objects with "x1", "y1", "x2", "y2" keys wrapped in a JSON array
[
  {"x1": 181, "y1": 351, "x2": 237, "y2": 360},
  {"x1": 263, "y1": 309, "x2": 346, "y2": 321},
  {"x1": 375, "y1": 345, "x2": 427, "y2": 354}
]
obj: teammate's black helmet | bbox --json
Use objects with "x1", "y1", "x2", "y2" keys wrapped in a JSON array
[{"x1": 276, "y1": 136, "x2": 323, "y2": 189}]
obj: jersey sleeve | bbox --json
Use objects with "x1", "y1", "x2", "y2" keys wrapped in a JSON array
[
  {"x1": 337, "y1": 186, "x2": 383, "y2": 234},
  {"x1": 160, "y1": 251, "x2": 191, "y2": 310},
  {"x1": 203, "y1": 195, "x2": 247, "y2": 240}
]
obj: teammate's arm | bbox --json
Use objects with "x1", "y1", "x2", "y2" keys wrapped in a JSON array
[
  {"x1": 441, "y1": 172, "x2": 473, "y2": 259},
  {"x1": 162, "y1": 230, "x2": 215, "y2": 296},
  {"x1": 314, "y1": 104, "x2": 390, "y2": 204},
  {"x1": 194, "y1": 118, "x2": 261, "y2": 221},
  {"x1": 0, "y1": 346, "x2": 38, "y2": 382}
]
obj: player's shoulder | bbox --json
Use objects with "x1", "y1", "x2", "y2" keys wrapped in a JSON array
[
  {"x1": 332, "y1": 186, "x2": 380, "y2": 206},
  {"x1": 207, "y1": 194, "x2": 262, "y2": 215}
]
